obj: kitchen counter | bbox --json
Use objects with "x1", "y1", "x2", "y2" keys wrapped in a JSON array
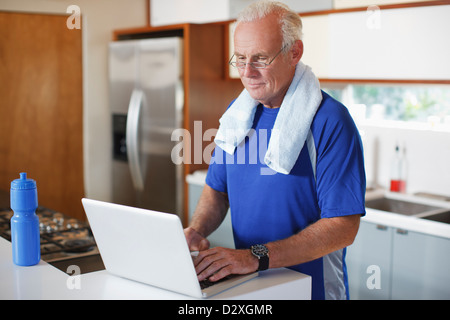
[
  {"x1": 364, "y1": 190, "x2": 450, "y2": 239},
  {"x1": 0, "y1": 237, "x2": 311, "y2": 300},
  {"x1": 364, "y1": 208, "x2": 450, "y2": 239}
]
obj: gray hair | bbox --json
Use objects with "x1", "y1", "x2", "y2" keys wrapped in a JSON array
[{"x1": 236, "y1": 0, "x2": 303, "y2": 52}]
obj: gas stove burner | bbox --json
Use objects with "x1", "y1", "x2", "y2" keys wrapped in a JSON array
[
  {"x1": 63, "y1": 239, "x2": 95, "y2": 253},
  {"x1": 0, "y1": 205, "x2": 99, "y2": 264},
  {"x1": 65, "y1": 218, "x2": 81, "y2": 229},
  {"x1": 40, "y1": 219, "x2": 59, "y2": 233},
  {"x1": 52, "y1": 212, "x2": 64, "y2": 225}
]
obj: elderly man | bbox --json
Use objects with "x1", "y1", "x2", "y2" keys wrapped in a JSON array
[{"x1": 184, "y1": 1, "x2": 365, "y2": 300}]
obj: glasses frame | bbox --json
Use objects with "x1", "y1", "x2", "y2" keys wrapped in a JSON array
[{"x1": 229, "y1": 45, "x2": 287, "y2": 70}]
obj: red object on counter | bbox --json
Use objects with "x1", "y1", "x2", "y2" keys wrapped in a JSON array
[
  {"x1": 389, "y1": 144, "x2": 407, "y2": 193},
  {"x1": 390, "y1": 179, "x2": 406, "y2": 193}
]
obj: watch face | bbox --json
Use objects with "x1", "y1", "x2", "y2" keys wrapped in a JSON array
[{"x1": 252, "y1": 244, "x2": 268, "y2": 257}]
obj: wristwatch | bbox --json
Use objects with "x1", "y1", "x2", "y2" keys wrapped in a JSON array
[{"x1": 251, "y1": 244, "x2": 269, "y2": 271}]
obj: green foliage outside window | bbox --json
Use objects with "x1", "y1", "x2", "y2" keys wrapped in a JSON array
[{"x1": 323, "y1": 84, "x2": 450, "y2": 125}]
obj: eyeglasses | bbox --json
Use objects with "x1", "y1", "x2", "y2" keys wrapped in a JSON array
[{"x1": 229, "y1": 46, "x2": 286, "y2": 69}]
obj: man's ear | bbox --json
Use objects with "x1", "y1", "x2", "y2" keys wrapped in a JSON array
[{"x1": 291, "y1": 40, "x2": 303, "y2": 65}]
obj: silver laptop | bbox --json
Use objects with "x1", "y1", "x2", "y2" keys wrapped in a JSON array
[{"x1": 81, "y1": 198, "x2": 258, "y2": 298}]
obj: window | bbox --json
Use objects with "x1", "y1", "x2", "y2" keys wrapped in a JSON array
[{"x1": 322, "y1": 83, "x2": 450, "y2": 130}]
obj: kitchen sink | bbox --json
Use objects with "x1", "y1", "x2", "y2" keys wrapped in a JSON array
[
  {"x1": 421, "y1": 211, "x2": 450, "y2": 224},
  {"x1": 365, "y1": 197, "x2": 444, "y2": 216},
  {"x1": 365, "y1": 193, "x2": 450, "y2": 225}
]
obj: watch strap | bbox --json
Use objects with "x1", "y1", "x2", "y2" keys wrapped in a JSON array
[{"x1": 257, "y1": 255, "x2": 269, "y2": 271}]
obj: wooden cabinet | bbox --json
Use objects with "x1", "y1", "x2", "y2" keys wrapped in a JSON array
[{"x1": 0, "y1": 12, "x2": 84, "y2": 220}]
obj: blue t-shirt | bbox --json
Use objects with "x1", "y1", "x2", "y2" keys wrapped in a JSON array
[{"x1": 205, "y1": 91, "x2": 366, "y2": 300}]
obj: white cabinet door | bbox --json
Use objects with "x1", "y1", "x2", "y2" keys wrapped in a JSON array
[
  {"x1": 187, "y1": 178, "x2": 235, "y2": 248},
  {"x1": 391, "y1": 229, "x2": 450, "y2": 300},
  {"x1": 346, "y1": 221, "x2": 393, "y2": 299},
  {"x1": 301, "y1": 5, "x2": 450, "y2": 80}
]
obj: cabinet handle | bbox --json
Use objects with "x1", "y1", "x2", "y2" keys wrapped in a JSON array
[
  {"x1": 376, "y1": 224, "x2": 388, "y2": 230},
  {"x1": 396, "y1": 228, "x2": 408, "y2": 235}
]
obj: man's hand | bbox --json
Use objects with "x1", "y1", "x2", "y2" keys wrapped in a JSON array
[
  {"x1": 184, "y1": 227, "x2": 210, "y2": 251},
  {"x1": 193, "y1": 247, "x2": 258, "y2": 282}
]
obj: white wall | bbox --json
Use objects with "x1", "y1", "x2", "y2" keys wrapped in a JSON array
[
  {"x1": 150, "y1": 0, "x2": 333, "y2": 26},
  {"x1": 360, "y1": 123, "x2": 450, "y2": 195},
  {"x1": 151, "y1": 0, "x2": 254, "y2": 26}
]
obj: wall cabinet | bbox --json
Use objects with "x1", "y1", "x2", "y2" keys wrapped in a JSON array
[
  {"x1": 300, "y1": 4, "x2": 450, "y2": 81},
  {"x1": 346, "y1": 220, "x2": 450, "y2": 299}
]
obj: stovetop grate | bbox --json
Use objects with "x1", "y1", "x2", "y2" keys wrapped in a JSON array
[{"x1": 0, "y1": 206, "x2": 98, "y2": 262}]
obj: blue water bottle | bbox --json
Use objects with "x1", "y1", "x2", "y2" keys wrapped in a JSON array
[{"x1": 10, "y1": 172, "x2": 40, "y2": 266}]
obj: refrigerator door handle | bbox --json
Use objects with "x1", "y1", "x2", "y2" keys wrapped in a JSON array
[{"x1": 126, "y1": 89, "x2": 145, "y2": 191}]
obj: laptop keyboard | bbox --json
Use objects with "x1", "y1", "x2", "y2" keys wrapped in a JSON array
[
  {"x1": 192, "y1": 252, "x2": 237, "y2": 290},
  {"x1": 199, "y1": 275, "x2": 232, "y2": 289}
]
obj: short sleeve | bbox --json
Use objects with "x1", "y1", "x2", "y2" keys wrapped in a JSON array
[
  {"x1": 205, "y1": 146, "x2": 228, "y2": 193},
  {"x1": 313, "y1": 99, "x2": 366, "y2": 218}
]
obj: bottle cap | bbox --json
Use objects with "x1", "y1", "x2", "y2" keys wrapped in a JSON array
[
  {"x1": 10, "y1": 173, "x2": 38, "y2": 212},
  {"x1": 11, "y1": 172, "x2": 36, "y2": 190}
]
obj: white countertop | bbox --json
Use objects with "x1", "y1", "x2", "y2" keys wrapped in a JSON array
[
  {"x1": 364, "y1": 208, "x2": 450, "y2": 239},
  {"x1": 0, "y1": 237, "x2": 311, "y2": 300}
]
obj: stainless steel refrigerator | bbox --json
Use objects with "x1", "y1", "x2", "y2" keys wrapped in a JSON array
[{"x1": 109, "y1": 37, "x2": 184, "y2": 219}]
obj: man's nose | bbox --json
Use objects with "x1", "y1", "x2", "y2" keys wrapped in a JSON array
[{"x1": 241, "y1": 63, "x2": 258, "y2": 78}]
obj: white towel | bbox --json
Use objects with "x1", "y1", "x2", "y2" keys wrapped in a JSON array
[{"x1": 214, "y1": 61, "x2": 322, "y2": 174}]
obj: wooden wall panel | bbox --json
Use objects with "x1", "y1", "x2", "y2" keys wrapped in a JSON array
[
  {"x1": 186, "y1": 23, "x2": 243, "y2": 174},
  {"x1": 0, "y1": 12, "x2": 84, "y2": 220}
]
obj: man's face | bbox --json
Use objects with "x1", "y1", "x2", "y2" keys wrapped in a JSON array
[{"x1": 233, "y1": 13, "x2": 299, "y2": 108}]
